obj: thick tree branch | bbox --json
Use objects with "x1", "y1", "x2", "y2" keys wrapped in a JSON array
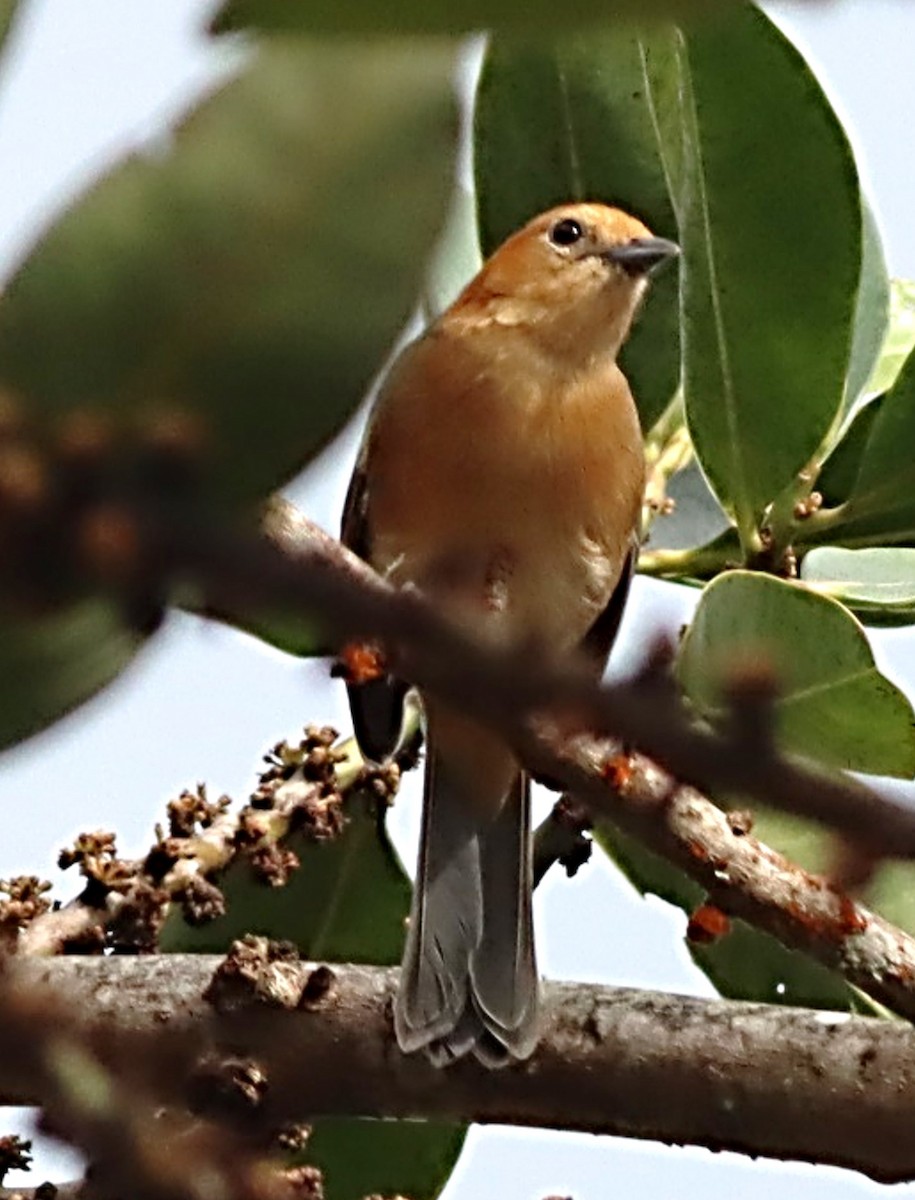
[{"x1": 6, "y1": 955, "x2": 915, "y2": 1184}]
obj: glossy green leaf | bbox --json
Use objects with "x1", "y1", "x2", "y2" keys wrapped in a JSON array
[
  {"x1": 866, "y1": 279, "x2": 915, "y2": 396},
  {"x1": 212, "y1": 0, "x2": 744, "y2": 37},
  {"x1": 677, "y1": 571, "x2": 915, "y2": 778},
  {"x1": 844, "y1": 200, "x2": 890, "y2": 410},
  {"x1": 597, "y1": 825, "x2": 866, "y2": 1011},
  {"x1": 161, "y1": 772, "x2": 465, "y2": 1200},
  {"x1": 831, "y1": 344, "x2": 915, "y2": 546},
  {"x1": 0, "y1": 599, "x2": 148, "y2": 752},
  {"x1": 642, "y1": 6, "x2": 860, "y2": 545},
  {"x1": 474, "y1": 31, "x2": 680, "y2": 431},
  {"x1": 801, "y1": 547, "x2": 915, "y2": 625},
  {"x1": 0, "y1": 42, "x2": 456, "y2": 509}
]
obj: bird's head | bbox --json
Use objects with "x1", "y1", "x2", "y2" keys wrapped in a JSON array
[{"x1": 452, "y1": 202, "x2": 678, "y2": 365}]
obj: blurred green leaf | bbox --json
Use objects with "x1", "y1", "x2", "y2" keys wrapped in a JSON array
[
  {"x1": 474, "y1": 30, "x2": 680, "y2": 431},
  {"x1": 677, "y1": 571, "x2": 915, "y2": 777},
  {"x1": 0, "y1": 41, "x2": 456, "y2": 509},
  {"x1": 161, "y1": 767, "x2": 464, "y2": 1200},
  {"x1": 192, "y1": 605, "x2": 326, "y2": 659},
  {"x1": 642, "y1": 5, "x2": 860, "y2": 545},
  {"x1": 0, "y1": 599, "x2": 148, "y2": 752},
  {"x1": 844, "y1": 200, "x2": 890, "y2": 410},
  {"x1": 801, "y1": 546, "x2": 915, "y2": 625},
  {"x1": 212, "y1": 0, "x2": 749, "y2": 37},
  {"x1": 866, "y1": 279, "x2": 915, "y2": 396},
  {"x1": 0, "y1": 1, "x2": 19, "y2": 45},
  {"x1": 597, "y1": 825, "x2": 867, "y2": 1011}
]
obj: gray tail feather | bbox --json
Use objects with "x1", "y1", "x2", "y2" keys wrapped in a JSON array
[{"x1": 394, "y1": 749, "x2": 538, "y2": 1065}]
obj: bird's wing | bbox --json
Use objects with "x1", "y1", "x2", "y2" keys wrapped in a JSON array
[
  {"x1": 340, "y1": 431, "x2": 409, "y2": 763},
  {"x1": 580, "y1": 540, "x2": 638, "y2": 677}
]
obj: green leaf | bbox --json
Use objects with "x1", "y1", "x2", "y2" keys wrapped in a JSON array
[
  {"x1": 866, "y1": 279, "x2": 915, "y2": 397},
  {"x1": 474, "y1": 31, "x2": 680, "y2": 431},
  {"x1": 0, "y1": 41, "x2": 456, "y2": 509},
  {"x1": 642, "y1": 6, "x2": 860, "y2": 546},
  {"x1": 211, "y1": 0, "x2": 748, "y2": 37},
  {"x1": 815, "y1": 396, "x2": 882, "y2": 510},
  {"x1": 801, "y1": 547, "x2": 915, "y2": 625},
  {"x1": 161, "y1": 770, "x2": 465, "y2": 1200},
  {"x1": 830, "y1": 344, "x2": 915, "y2": 546},
  {"x1": 844, "y1": 200, "x2": 890, "y2": 409},
  {"x1": 647, "y1": 460, "x2": 731, "y2": 553},
  {"x1": 597, "y1": 825, "x2": 866, "y2": 1011},
  {"x1": 677, "y1": 571, "x2": 915, "y2": 778},
  {"x1": 161, "y1": 793, "x2": 410, "y2": 960},
  {"x1": 0, "y1": 599, "x2": 148, "y2": 752},
  {"x1": 306, "y1": 1118, "x2": 466, "y2": 1200}
]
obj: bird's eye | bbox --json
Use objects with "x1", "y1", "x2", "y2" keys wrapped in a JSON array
[{"x1": 549, "y1": 218, "x2": 584, "y2": 247}]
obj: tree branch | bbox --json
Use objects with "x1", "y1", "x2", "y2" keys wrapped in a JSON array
[
  {"x1": 167, "y1": 504, "x2": 915, "y2": 1016},
  {"x1": 176, "y1": 501, "x2": 915, "y2": 864},
  {"x1": 541, "y1": 737, "x2": 915, "y2": 1019},
  {"x1": 6, "y1": 955, "x2": 915, "y2": 1185}
]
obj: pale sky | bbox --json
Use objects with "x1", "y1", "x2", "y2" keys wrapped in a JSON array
[{"x1": 1, "y1": 2, "x2": 914, "y2": 1197}]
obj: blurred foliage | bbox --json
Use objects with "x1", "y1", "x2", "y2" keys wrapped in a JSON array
[
  {"x1": 212, "y1": 0, "x2": 755, "y2": 36},
  {"x1": 0, "y1": 42, "x2": 456, "y2": 510}
]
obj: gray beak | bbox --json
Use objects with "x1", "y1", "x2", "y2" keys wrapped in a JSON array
[{"x1": 602, "y1": 237, "x2": 680, "y2": 277}]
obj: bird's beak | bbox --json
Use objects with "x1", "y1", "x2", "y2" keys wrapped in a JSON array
[{"x1": 601, "y1": 237, "x2": 680, "y2": 277}]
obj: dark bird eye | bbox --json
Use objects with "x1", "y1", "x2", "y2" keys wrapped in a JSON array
[{"x1": 549, "y1": 218, "x2": 584, "y2": 247}]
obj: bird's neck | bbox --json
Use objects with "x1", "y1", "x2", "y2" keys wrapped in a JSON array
[{"x1": 444, "y1": 286, "x2": 642, "y2": 373}]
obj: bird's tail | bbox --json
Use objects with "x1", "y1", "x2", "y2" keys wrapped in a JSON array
[{"x1": 394, "y1": 744, "x2": 538, "y2": 1066}]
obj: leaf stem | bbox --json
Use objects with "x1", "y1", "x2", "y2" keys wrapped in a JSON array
[{"x1": 638, "y1": 532, "x2": 740, "y2": 580}]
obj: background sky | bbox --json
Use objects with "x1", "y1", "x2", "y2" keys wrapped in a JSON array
[{"x1": 1, "y1": 1, "x2": 914, "y2": 1197}]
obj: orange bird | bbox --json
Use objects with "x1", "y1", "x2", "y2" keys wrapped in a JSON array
[{"x1": 342, "y1": 203, "x2": 677, "y2": 1065}]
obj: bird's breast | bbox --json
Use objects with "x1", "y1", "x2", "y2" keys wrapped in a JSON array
[{"x1": 366, "y1": 333, "x2": 644, "y2": 652}]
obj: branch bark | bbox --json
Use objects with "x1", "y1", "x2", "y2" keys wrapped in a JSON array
[{"x1": 5, "y1": 955, "x2": 915, "y2": 1184}]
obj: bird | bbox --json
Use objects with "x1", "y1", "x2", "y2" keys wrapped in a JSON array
[{"x1": 341, "y1": 202, "x2": 678, "y2": 1066}]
